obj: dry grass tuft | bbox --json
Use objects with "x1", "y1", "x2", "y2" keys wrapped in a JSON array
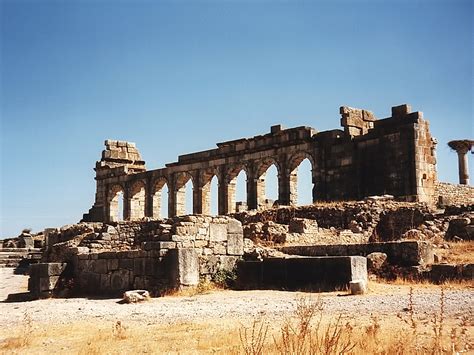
[
  {"x1": 436, "y1": 240, "x2": 474, "y2": 264},
  {"x1": 162, "y1": 278, "x2": 222, "y2": 297},
  {"x1": 0, "y1": 311, "x2": 32, "y2": 351}
]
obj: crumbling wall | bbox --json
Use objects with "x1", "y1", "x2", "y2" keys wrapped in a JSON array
[
  {"x1": 83, "y1": 104, "x2": 438, "y2": 223},
  {"x1": 41, "y1": 216, "x2": 244, "y2": 296},
  {"x1": 233, "y1": 200, "x2": 434, "y2": 243},
  {"x1": 435, "y1": 182, "x2": 474, "y2": 207}
]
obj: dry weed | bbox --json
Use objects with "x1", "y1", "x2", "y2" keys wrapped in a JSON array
[
  {"x1": 0, "y1": 310, "x2": 32, "y2": 351},
  {"x1": 239, "y1": 317, "x2": 269, "y2": 355}
]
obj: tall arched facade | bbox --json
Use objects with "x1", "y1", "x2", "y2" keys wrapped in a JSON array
[{"x1": 82, "y1": 104, "x2": 438, "y2": 223}]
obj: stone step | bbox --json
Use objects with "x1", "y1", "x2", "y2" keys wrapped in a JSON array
[
  {"x1": 0, "y1": 255, "x2": 24, "y2": 260},
  {"x1": 0, "y1": 248, "x2": 41, "y2": 253}
]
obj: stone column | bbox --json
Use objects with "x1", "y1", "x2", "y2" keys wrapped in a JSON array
[
  {"x1": 457, "y1": 148, "x2": 469, "y2": 185},
  {"x1": 145, "y1": 178, "x2": 153, "y2": 218},
  {"x1": 168, "y1": 177, "x2": 177, "y2": 218},
  {"x1": 123, "y1": 187, "x2": 130, "y2": 221},
  {"x1": 247, "y1": 173, "x2": 258, "y2": 210},
  {"x1": 278, "y1": 170, "x2": 291, "y2": 206},
  {"x1": 218, "y1": 177, "x2": 230, "y2": 215},
  {"x1": 448, "y1": 140, "x2": 473, "y2": 185},
  {"x1": 194, "y1": 185, "x2": 204, "y2": 215}
]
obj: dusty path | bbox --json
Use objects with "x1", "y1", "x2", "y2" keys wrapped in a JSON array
[{"x1": 1, "y1": 268, "x2": 473, "y2": 330}]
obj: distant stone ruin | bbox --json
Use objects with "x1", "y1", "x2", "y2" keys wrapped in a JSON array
[
  {"x1": 82, "y1": 104, "x2": 440, "y2": 223},
  {"x1": 4, "y1": 103, "x2": 473, "y2": 300}
]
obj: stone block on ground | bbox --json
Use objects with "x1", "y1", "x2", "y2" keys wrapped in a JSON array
[
  {"x1": 123, "y1": 290, "x2": 150, "y2": 303},
  {"x1": 169, "y1": 248, "x2": 199, "y2": 287}
]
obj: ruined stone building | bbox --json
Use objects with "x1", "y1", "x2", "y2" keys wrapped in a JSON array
[{"x1": 82, "y1": 104, "x2": 439, "y2": 223}]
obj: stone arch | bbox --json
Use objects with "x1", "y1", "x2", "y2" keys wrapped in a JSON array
[
  {"x1": 175, "y1": 172, "x2": 194, "y2": 216},
  {"x1": 288, "y1": 151, "x2": 317, "y2": 205},
  {"x1": 128, "y1": 180, "x2": 146, "y2": 220},
  {"x1": 200, "y1": 168, "x2": 220, "y2": 215},
  {"x1": 108, "y1": 184, "x2": 125, "y2": 222},
  {"x1": 152, "y1": 177, "x2": 168, "y2": 219},
  {"x1": 225, "y1": 164, "x2": 248, "y2": 213},
  {"x1": 255, "y1": 158, "x2": 281, "y2": 209}
]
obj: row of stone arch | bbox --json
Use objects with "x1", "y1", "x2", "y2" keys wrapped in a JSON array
[{"x1": 106, "y1": 152, "x2": 317, "y2": 222}]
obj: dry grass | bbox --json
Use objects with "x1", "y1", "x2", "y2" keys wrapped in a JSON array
[
  {"x1": 1, "y1": 287, "x2": 472, "y2": 354},
  {"x1": 435, "y1": 240, "x2": 474, "y2": 264},
  {"x1": 162, "y1": 278, "x2": 223, "y2": 297}
]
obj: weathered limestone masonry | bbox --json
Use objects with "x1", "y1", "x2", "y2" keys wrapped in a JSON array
[
  {"x1": 435, "y1": 182, "x2": 474, "y2": 207},
  {"x1": 29, "y1": 216, "x2": 244, "y2": 296},
  {"x1": 82, "y1": 104, "x2": 437, "y2": 223}
]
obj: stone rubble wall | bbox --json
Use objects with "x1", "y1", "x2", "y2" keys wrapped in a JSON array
[
  {"x1": 233, "y1": 200, "x2": 434, "y2": 243},
  {"x1": 435, "y1": 182, "x2": 474, "y2": 207},
  {"x1": 40, "y1": 216, "x2": 244, "y2": 296}
]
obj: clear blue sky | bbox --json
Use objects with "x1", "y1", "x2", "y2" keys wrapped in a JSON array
[{"x1": 1, "y1": 0, "x2": 472, "y2": 238}]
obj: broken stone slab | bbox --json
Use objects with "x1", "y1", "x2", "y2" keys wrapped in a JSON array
[{"x1": 122, "y1": 290, "x2": 150, "y2": 303}]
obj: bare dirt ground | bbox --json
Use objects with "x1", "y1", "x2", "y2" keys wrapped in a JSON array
[{"x1": 0, "y1": 268, "x2": 473, "y2": 354}]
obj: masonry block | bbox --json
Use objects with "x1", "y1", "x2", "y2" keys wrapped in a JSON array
[
  {"x1": 210, "y1": 223, "x2": 227, "y2": 242},
  {"x1": 169, "y1": 248, "x2": 199, "y2": 287},
  {"x1": 227, "y1": 233, "x2": 244, "y2": 255},
  {"x1": 110, "y1": 269, "x2": 130, "y2": 291},
  {"x1": 236, "y1": 256, "x2": 367, "y2": 291}
]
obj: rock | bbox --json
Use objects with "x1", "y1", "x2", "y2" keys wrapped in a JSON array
[
  {"x1": 349, "y1": 220, "x2": 362, "y2": 233},
  {"x1": 289, "y1": 218, "x2": 318, "y2": 233},
  {"x1": 350, "y1": 280, "x2": 367, "y2": 295},
  {"x1": 446, "y1": 217, "x2": 473, "y2": 240},
  {"x1": 123, "y1": 290, "x2": 150, "y2": 303},
  {"x1": 367, "y1": 252, "x2": 388, "y2": 271}
]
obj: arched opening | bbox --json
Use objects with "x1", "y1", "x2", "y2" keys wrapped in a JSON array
[
  {"x1": 152, "y1": 178, "x2": 168, "y2": 219},
  {"x1": 176, "y1": 172, "x2": 193, "y2": 216},
  {"x1": 108, "y1": 184, "x2": 124, "y2": 222},
  {"x1": 161, "y1": 184, "x2": 169, "y2": 218},
  {"x1": 296, "y1": 158, "x2": 313, "y2": 205},
  {"x1": 256, "y1": 160, "x2": 280, "y2": 210},
  {"x1": 129, "y1": 180, "x2": 146, "y2": 220},
  {"x1": 185, "y1": 180, "x2": 193, "y2": 215},
  {"x1": 235, "y1": 170, "x2": 247, "y2": 212},
  {"x1": 289, "y1": 153, "x2": 315, "y2": 206},
  {"x1": 210, "y1": 175, "x2": 218, "y2": 216},
  {"x1": 226, "y1": 166, "x2": 248, "y2": 213}
]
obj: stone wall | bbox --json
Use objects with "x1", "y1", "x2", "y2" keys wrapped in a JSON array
[
  {"x1": 39, "y1": 217, "x2": 244, "y2": 296},
  {"x1": 82, "y1": 104, "x2": 438, "y2": 223},
  {"x1": 233, "y1": 200, "x2": 434, "y2": 243},
  {"x1": 237, "y1": 256, "x2": 367, "y2": 291},
  {"x1": 279, "y1": 241, "x2": 434, "y2": 267},
  {"x1": 435, "y1": 182, "x2": 474, "y2": 207}
]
